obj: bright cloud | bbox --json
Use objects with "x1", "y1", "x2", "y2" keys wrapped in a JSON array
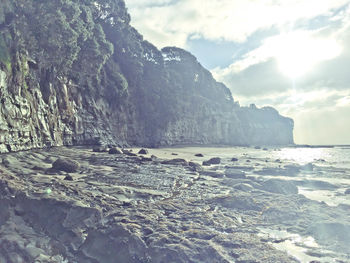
[
  {"x1": 273, "y1": 32, "x2": 342, "y2": 78},
  {"x1": 213, "y1": 29, "x2": 342, "y2": 78},
  {"x1": 125, "y1": 0, "x2": 349, "y2": 48}
]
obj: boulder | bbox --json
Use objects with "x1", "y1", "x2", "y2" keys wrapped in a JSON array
[
  {"x1": 1, "y1": 158, "x2": 10, "y2": 167},
  {"x1": 52, "y1": 158, "x2": 80, "y2": 173},
  {"x1": 64, "y1": 175, "x2": 74, "y2": 181},
  {"x1": 231, "y1": 158, "x2": 238, "y2": 162},
  {"x1": 122, "y1": 149, "x2": 137, "y2": 156},
  {"x1": 161, "y1": 158, "x2": 188, "y2": 166},
  {"x1": 345, "y1": 189, "x2": 350, "y2": 195},
  {"x1": 217, "y1": 194, "x2": 262, "y2": 211},
  {"x1": 200, "y1": 170, "x2": 224, "y2": 178},
  {"x1": 108, "y1": 147, "x2": 123, "y2": 154},
  {"x1": 202, "y1": 157, "x2": 221, "y2": 166},
  {"x1": 195, "y1": 153, "x2": 204, "y2": 157},
  {"x1": 138, "y1": 148, "x2": 148, "y2": 155},
  {"x1": 188, "y1": 162, "x2": 202, "y2": 171},
  {"x1": 225, "y1": 169, "x2": 246, "y2": 179}
]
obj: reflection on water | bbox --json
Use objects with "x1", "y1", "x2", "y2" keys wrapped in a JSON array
[
  {"x1": 257, "y1": 228, "x2": 337, "y2": 263},
  {"x1": 276, "y1": 147, "x2": 350, "y2": 169},
  {"x1": 277, "y1": 148, "x2": 328, "y2": 164}
]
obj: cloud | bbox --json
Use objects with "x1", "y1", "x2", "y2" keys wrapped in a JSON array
[
  {"x1": 211, "y1": 7, "x2": 350, "y2": 100},
  {"x1": 125, "y1": 0, "x2": 350, "y2": 48}
]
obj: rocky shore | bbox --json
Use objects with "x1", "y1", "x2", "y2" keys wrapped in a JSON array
[{"x1": 1, "y1": 146, "x2": 349, "y2": 262}]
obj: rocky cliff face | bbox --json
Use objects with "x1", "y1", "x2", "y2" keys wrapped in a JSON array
[
  {"x1": 0, "y1": 0, "x2": 294, "y2": 153},
  {"x1": 155, "y1": 47, "x2": 294, "y2": 146}
]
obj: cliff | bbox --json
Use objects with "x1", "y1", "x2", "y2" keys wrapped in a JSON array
[{"x1": 0, "y1": 0, "x2": 294, "y2": 153}]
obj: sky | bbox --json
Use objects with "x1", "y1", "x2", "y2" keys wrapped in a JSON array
[{"x1": 124, "y1": 0, "x2": 350, "y2": 145}]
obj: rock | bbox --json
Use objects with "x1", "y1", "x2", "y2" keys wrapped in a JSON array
[
  {"x1": 254, "y1": 146, "x2": 261, "y2": 149},
  {"x1": 188, "y1": 162, "x2": 202, "y2": 171},
  {"x1": 161, "y1": 158, "x2": 188, "y2": 166},
  {"x1": 64, "y1": 175, "x2": 74, "y2": 181},
  {"x1": 260, "y1": 179, "x2": 298, "y2": 195},
  {"x1": 122, "y1": 149, "x2": 137, "y2": 156},
  {"x1": 195, "y1": 153, "x2": 204, "y2": 157},
  {"x1": 218, "y1": 194, "x2": 262, "y2": 211},
  {"x1": 138, "y1": 148, "x2": 148, "y2": 155},
  {"x1": 345, "y1": 189, "x2": 350, "y2": 195},
  {"x1": 231, "y1": 158, "x2": 238, "y2": 162},
  {"x1": 202, "y1": 157, "x2": 221, "y2": 166},
  {"x1": 32, "y1": 165, "x2": 43, "y2": 171},
  {"x1": 225, "y1": 169, "x2": 246, "y2": 179},
  {"x1": 200, "y1": 170, "x2": 224, "y2": 178},
  {"x1": 233, "y1": 183, "x2": 254, "y2": 192},
  {"x1": 171, "y1": 153, "x2": 178, "y2": 156},
  {"x1": 108, "y1": 147, "x2": 123, "y2": 154},
  {"x1": 1, "y1": 158, "x2": 10, "y2": 166},
  {"x1": 150, "y1": 155, "x2": 158, "y2": 161},
  {"x1": 52, "y1": 158, "x2": 80, "y2": 173},
  {"x1": 141, "y1": 157, "x2": 152, "y2": 162}
]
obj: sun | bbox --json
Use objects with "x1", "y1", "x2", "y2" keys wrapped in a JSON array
[{"x1": 273, "y1": 32, "x2": 341, "y2": 79}]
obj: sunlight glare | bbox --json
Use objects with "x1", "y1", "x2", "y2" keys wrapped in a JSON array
[{"x1": 273, "y1": 32, "x2": 341, "y2": 79}]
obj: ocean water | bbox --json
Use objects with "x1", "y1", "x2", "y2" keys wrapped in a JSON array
[{"x1": 275, "y1": 146, "x2": 350, "y2": 169}]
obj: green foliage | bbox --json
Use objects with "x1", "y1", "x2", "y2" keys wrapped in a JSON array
[
  {"x1": 73, "y1": 23, "x2": 113, "y2": 78},
  {"x1": 9, "y1": 0, "x2": 115, "y2": 78},
  {"x1": 103, "y1": 59, "x2": 128, "y2": 105}
]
